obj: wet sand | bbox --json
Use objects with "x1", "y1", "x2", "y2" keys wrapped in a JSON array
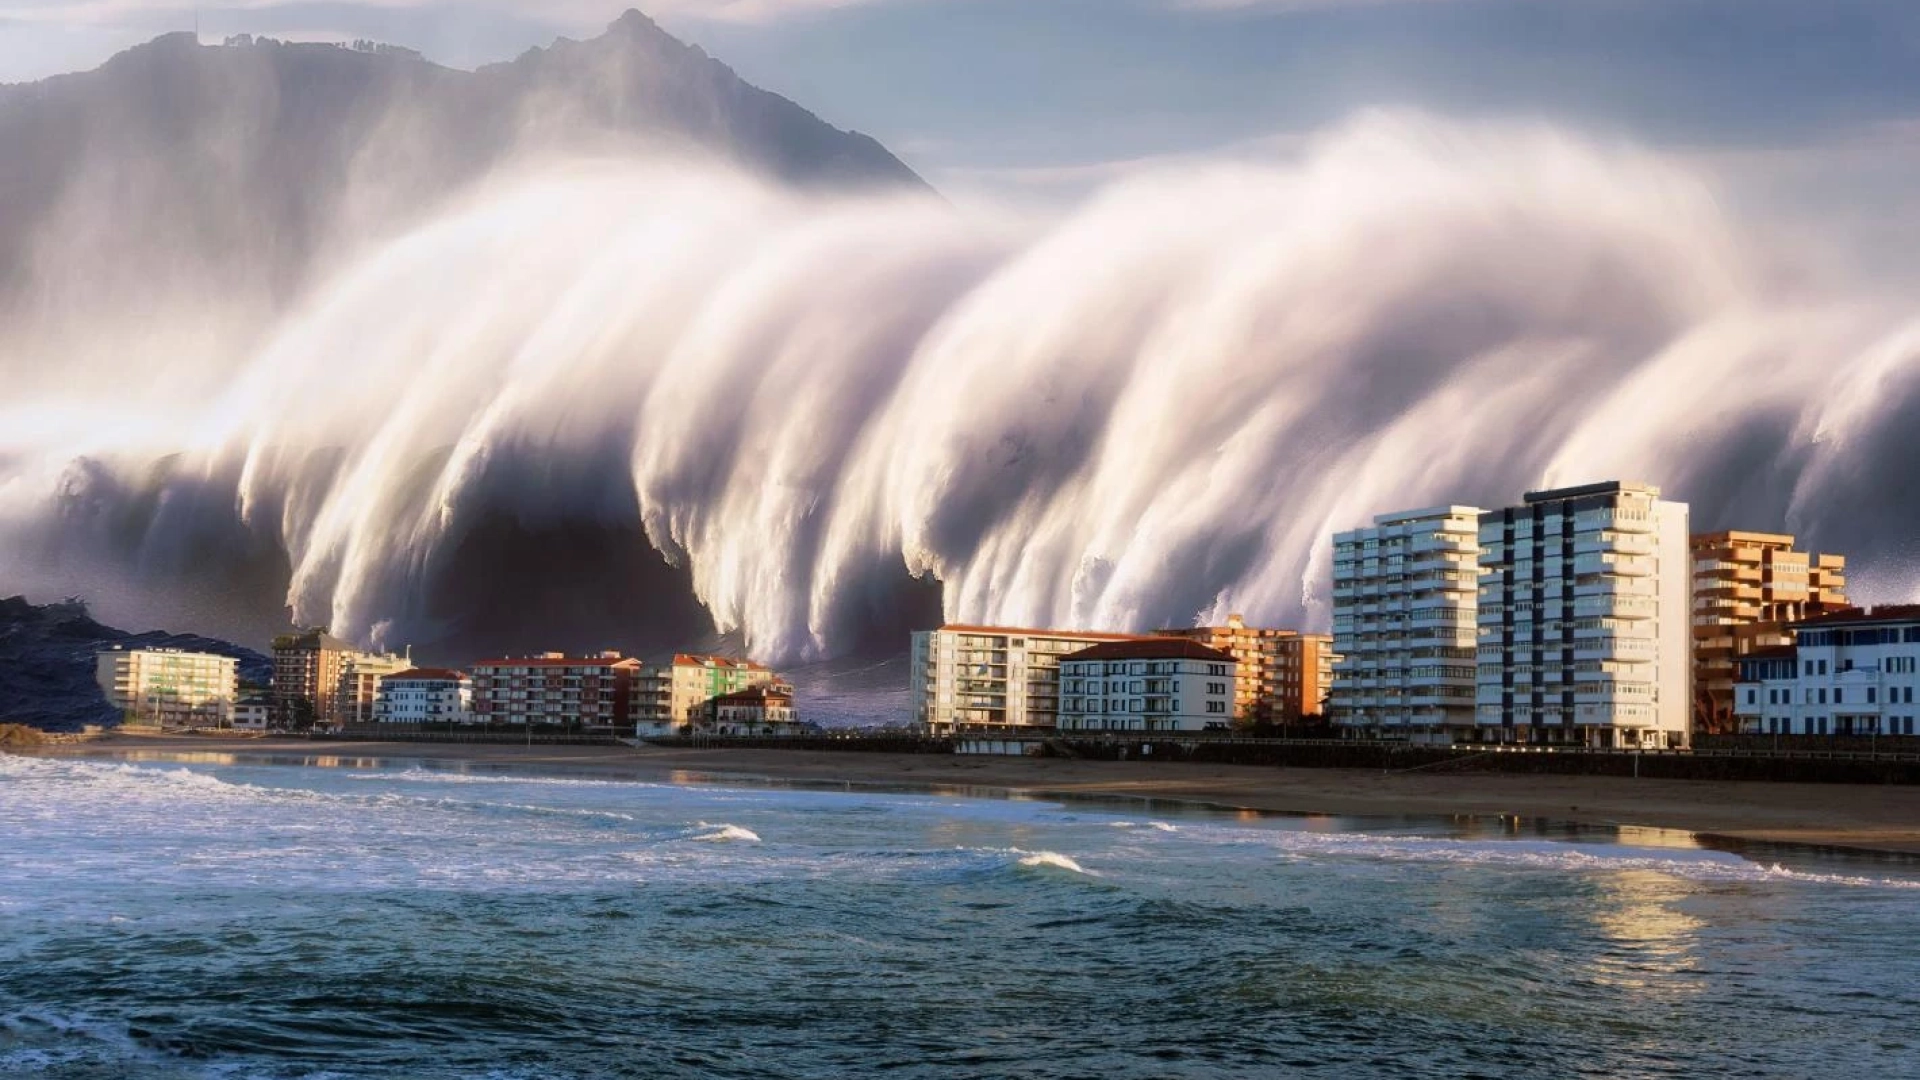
[{"x1": 22, "y1": 733, "x2": 1920, "y2": 855}]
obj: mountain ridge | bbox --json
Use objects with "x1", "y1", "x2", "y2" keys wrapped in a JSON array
[
  {"x1": 0, "y1": 596, "x2": 270, "y2": 732},
  {"x1": 0, "y1": 7, "x2": 926, "y2": 381}
]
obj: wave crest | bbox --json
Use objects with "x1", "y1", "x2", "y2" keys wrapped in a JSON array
[
  {"x1": 4, "y1": 111, "x2": 1917, "y2": 658},
  {"x1": 691, "y1": 823, "x2": 762, "y2": 843}
]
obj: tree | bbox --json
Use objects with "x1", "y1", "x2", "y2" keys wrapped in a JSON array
[{"x1": 287, "y1": 697, "x2": 317, "y2": 732}]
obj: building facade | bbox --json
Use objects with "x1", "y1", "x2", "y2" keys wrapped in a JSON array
[
  {"x1": 1330, "y1": 506, "x2": 1484, "y2": 742},
  {"x1": 470, "y1": 653, "x2": 640, "y2": 732},
  {"x1": 336, "y1": 650, "x2": 412, "y2": 725},
  {"x1": 1476, "y1": 482, "x2": 1691, "y2": 748},
  {"x1": 1691, "y1": 531, "x2": 1847, "y2": 734},
  {"x1": 272, "y1": 629, "x2": 357, "y2": 727},
  {"x1": 1160, "y1": 615, "x2": 1335, "y2": 724},
  {"x1": 911, "y1": 625, "x2": 1144, "y2": 732},
  {"x1": 1734, "y1": 606, "x2": 1920, "y2": 736},
  {"x1": 1057, "y1": 639, "x2": 1236, "y2": 732},
  {"x1": 232, "y1": 696, "x2": 273, "y2": 731},
  {"x1": 706, "y1": 685, "x2": 803, "y2": 735},
  {"x1": 631, "y1": 654, "x2": 781, "y2": 735},
  {"x1": 95, "y1": 647, "x2": 239, "y2": 728},
  {"x1": 373, "y1": 668, "x2": 474, "y2": 724}
]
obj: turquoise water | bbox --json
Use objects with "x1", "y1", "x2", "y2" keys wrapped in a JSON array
[{"x1": 2, "y1": 752, "x2": 1918, "y2": 1078}]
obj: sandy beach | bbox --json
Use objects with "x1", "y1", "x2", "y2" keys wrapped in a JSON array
[{"x1": 19, "y1": 733, "x2": 1920, "y2": 856}]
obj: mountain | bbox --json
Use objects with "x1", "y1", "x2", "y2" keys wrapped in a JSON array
[
  {"x1": 0, "y1": 597, "x2": 270, "y2": 732},
  {"x1": 0, "y1": 8, "x2": 925, "y2": 372}
]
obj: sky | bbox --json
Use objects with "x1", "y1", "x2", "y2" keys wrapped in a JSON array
[{"x1": 2, "y1": 1, "x2": 1919, "y2": 221}]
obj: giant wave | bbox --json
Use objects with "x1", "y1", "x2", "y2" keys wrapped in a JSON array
[{"x1": 2, "y1": 111, "x2": 1917, "y2": 661}]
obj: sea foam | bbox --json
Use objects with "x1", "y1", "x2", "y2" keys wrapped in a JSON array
[{"x1": 691, "y1": 823, "x2": 762, "y2": 843}]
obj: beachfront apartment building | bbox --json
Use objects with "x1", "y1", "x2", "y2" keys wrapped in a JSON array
[
  {"x1": 1691, "y1": 531, "x2": 1847, "y2": 734},
  {"x1": 272, "y1": 628, "x2": 406, "y2": 727},
  {"x1": 911, "y1": 624, "x2": 1145, "y2": 733},
  {"x1": 1476, "y1": 482, "x2": 1691, "y2": 749},
  {"x1": 1057, "y1": 639, "x2": 1237, "y2": 732},
  {"x1": 337, "y1": 649, "x2": 413, "y2": 725},
  {"x1": 1330, "y1": 506, "x2": 1484, "y2": 743},
  {"x1": 1734, "y1": 606, "x2": 1920, "y2": 737},
  {"x1": 470, "y1": 653, "x2": 640, "y2": 732},
  {"x1": 373, "y1": 668, "x2": 474, "y2": 724},
  {"x1": 1160, "y1": 615, "x2": 1335, "y2": 723},
  {"x1": 272, "y1": 628, "x2": 357, "y2": 726},
  {"x1": 95, "y1": 647, "x2": 239, "y2": 728},
  {"x1": 631, "y1": 654, "x2": 781, "y2": 736}
]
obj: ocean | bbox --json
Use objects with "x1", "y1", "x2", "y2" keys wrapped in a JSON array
[{"x1": 3, "y1": 752, "x2": 1918, "y2": 1078}]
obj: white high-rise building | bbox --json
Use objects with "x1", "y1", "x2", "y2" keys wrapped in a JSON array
[
  {"x1": 1475, "y1": 481, "x2": 1691, "y2": 748},
  {"x1": 1330, "y1": 506, "x2": 1484, "y2": 742},
  {"x1": 911, "y1": 625, "x2": 1143, "y2": 733},
  {"x1": 95, "y1": 647, "x2": 239, "y2": 729}
]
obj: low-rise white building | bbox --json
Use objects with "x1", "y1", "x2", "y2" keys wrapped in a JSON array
[
  {"x1": 233, "y1": 696, "x2": 274, "y2": 731},
  {"x1": 373, "y1": 668, "x2": 474, "y2": 724},
  {"x1": 707, "y1": 685, "x2": 808, "y2": 736},
  {"x1": 1734, "y1": 606, "x2": 1920, "y2": 736},
  {"x1": 95, "y1": 647, "x2": 239, "y2": 729},
  {"x1": 1057, "y1": 638, "x2": 1237, "y2": 733}
]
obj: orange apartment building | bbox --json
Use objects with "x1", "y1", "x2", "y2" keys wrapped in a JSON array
[
  {"x1": 632, "y1": 654, "x2": 782, "y2": 735},
  {"x1": 272, "y1": 628, "x2": 357, "y2": 726},
  {"x1": 1162, "y1": 615, "x2": 1335, "y2": 724},
  {"x1": 272, "y1": 628, "x2": 409, "y2": 727},
  {"x1": 1692, "y1": 531, "x2": 1847, "y2": 733}
]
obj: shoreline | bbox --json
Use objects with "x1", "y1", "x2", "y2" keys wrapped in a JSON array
[{"x1": 18, "y1": 733, "x2": 1920, "y2": 857}]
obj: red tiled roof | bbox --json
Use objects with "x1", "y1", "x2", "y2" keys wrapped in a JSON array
[
  {"x1": 671, "y1": 653, "x2": 771, "y2": 670},
  {"x1": 384, "y1": 668, "x2": 467, "y2": 681},
  {"x1": 1059, "y1": 637, "x2": 1236, "y2": 663},
  {"x1": 1795, "y1": 605, "x2": 1920, "y2": 627},
  {"x1": 714, "y1": 685, "x2": 793, "y2": 705},
  {"x1": 472, "y1": 656, "x2": 641, "y2": 669}
]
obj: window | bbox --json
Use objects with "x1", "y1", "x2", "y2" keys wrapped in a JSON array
[{"x1": 1205, "y1": 700, "x2": 1225, "y2": 714}]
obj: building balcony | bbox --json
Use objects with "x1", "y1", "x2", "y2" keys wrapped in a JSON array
[
  {"x1": 1576, "y1": 577, "x2": 1657, "y2": 598},
  {"x1": 1574, "y1": 533, "x2": 1656, "y2": 556},
  {"x1": 1575, "y1": 640, "x2": 1657, "y2": 663},
  {"x1": 1411, "y1": 532, "x2": 1477, "y2": 555},
  {"x1": 1573, "y1": 553, "x2": 1655, "y2": 578}
]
